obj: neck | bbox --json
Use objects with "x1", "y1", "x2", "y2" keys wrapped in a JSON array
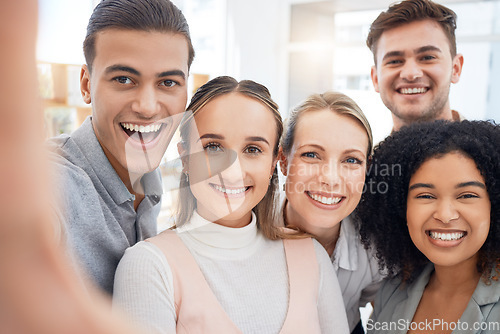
[
  {"x1": 430, "y1": 255, "x2": 481, "y2": 296},
  {"x1": 284, "y1": 201, "x2": 341, "y2": 256},
  {"x1": 392, "y1": 106, "x2": 454, "y2": 132}
]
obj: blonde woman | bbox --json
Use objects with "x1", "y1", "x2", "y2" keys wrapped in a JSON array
[
  {"x1": 279, "y1": 92, "x2": 383, "y2": 334},
  {"x1": 113, "y1": 77, "x2": 349, "y2": 334}
]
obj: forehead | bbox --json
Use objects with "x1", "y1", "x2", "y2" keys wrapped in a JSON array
[
  {"x1": 411, "y1": 152, "x2": 484, "y2": 183},
  {"x1": 92, "y1": 28, "x2": 189, "y2": 73},
  {"x1": 376, "y1": 19, "x2": 452, "y2": 58},
  {"x1": 294, "y1": 109, "x2": 368, "y2": 150},
  {"x1": 191, "y1": 92, "x2": 278, "y2": 139}
]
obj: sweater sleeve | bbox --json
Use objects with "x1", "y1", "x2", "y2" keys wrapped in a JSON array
[
  {"x1": 313, "y1": 240, "x2": 350, "y2": 334},
  {"x1": 113, "y1": 242, "x2": 177, "y2": 334}
]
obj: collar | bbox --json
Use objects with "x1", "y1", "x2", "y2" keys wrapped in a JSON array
[
  {"x1": 404, "y1": 264, "x2": 500, "y2": 323},
  {"x1": 71, "y1": 117, "x2": 162, "y2": 205},
  {"x1": 332, "y1": 215, "x2": 359, "y2": 271},
  {"x1": 176, "y1": 210, "x2": 259, "y2": 249},
  {"x1": 452, "y1": 109, "x2": 465, "y2": 121}
]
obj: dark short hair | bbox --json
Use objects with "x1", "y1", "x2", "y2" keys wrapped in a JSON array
[
  {"x1": 366, "y1": 0, "x2": 457, "y2": 64},
  {"x1": 357, "y1": 120, "x2": 500, "y2": 283},
  {"x1": 83, "y1": 0, "x2": 195, "y2": 72}
]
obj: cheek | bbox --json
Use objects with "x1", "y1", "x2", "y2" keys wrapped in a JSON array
[
  {"x1": 286, "y1": 163, "x2": 316, "y2": 194},
  {"x1": 343, "y1": 168, "x2": 366, "y2": 195},
  {"x1": 252, "y1": 158, "x2": 275, "y2": 187},
  {"x1": 406, "y1": 204, "x2": 427, "y2": 240},
  {"x1": 406, "y1": 215, "x2": 424, "y2": 249}
]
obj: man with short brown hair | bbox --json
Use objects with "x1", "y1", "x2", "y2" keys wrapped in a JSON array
[{"x1": 367, "y1": 0, "x2": 464, "y2": 131}]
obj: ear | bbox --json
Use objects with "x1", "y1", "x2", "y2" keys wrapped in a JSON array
[
  {"x1": 451, "y1": 53, "x2": 464, "y2": 84},
  {"x1": 370, "y1": 65, "x2": 380, "y2": 93},
  {"x1": 278, "y1": 147, "x2": 288, "y2": 176},
  {"x1": 80, "y1": 65, "x2": 92, "y2": 104}
]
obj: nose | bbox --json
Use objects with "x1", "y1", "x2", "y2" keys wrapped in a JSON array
[
  {"x1": 319, "y1": 160, "x2": 341, "y2": 187},
  {"x1": 132, "y1": 86, "x2": 160, "y2": 119},
  {"x1": 219, "y1": 155, "x2": 245, "y2": 187},
  {"x1": 433, "y1": 199, "x2": 459, "y2": 224},
  {"x1": 400, "y1": 59, "x2": 423, "y2": 82}
]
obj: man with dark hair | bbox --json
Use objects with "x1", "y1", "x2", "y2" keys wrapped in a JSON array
[
  {"x1": 48, "y1": 0, "x2": 194, "y2": 295},
  {"x1": 367, "y1": 0, "x2": 464, "y2": 131}
]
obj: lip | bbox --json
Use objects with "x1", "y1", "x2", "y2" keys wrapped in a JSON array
[
  {"x1": 426, "y1": 229, "x2": 467, "y2": 248},
  {"x1": 305, "y1": 191, "x2": 345, "y2": 210},
  {"x1": 210, "y1": 183, "x2": 251, "y2": 199}
]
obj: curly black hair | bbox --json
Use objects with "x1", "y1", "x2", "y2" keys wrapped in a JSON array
[{"x1": 357, "y1": 120, "x2": 500, "y2": 283}]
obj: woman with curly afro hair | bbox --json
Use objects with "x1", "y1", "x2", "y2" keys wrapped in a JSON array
[{"x1": 357, "y1": 120, "x2": 500, "y2": 334}]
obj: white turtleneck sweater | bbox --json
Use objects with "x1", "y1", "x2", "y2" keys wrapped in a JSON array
[{"x1": 113, "y1": 211, "x2": 349, "y2": 334}]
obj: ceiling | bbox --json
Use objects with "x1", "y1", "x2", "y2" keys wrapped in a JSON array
[{"x1": 292, "y1": 0, "x2": 488, "y2": 14}]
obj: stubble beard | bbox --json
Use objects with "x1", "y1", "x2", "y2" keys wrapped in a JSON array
[{"x1": 386, "y1": 83, "x2": 452, "y2": 126}]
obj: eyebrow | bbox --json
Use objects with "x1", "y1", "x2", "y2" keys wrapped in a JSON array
[
  {"x1": 198, "y1": 133, "x2": 224, "y2": 142},
  {"x1": 298, "y1": 144, "x2": 325, "y2": 152},
  {"x1": 197, "y1": 134, "x2": 270, "y2": 146},
  {"x1": 408, "y1": 183, "x2": 434, "y2": 191},
  {"x1": 105, "y1": 65, "x2": 186, "y2": 79},
  {"x1": 415, "y1": 45, "x2": 442, "y2": 54},
  {"x1": 344, "y1": 148, "x2": 366, "y2": 156},
  {"x1": 246, "y1": 136, "x2": 270, "y2": 146},
  {"x1": 456, "y1": 181, "x2": 486, "y2": 189},
  {"x1": 105, "y1": 65, "x2": 139, "y2": 76},
  {"x1": 382, "y1": 45, "x2": 442, "y2": 62},
  {"x1": 409, "y1": 181, "x2": 486, "y2": 191},
  {"x1": 382, "y1": 51, "x2": 404, "y2": 62}
]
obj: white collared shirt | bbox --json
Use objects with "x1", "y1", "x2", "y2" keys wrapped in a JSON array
[{"x1": 333, "y1": 214, "x2": 385, "y2": 332}]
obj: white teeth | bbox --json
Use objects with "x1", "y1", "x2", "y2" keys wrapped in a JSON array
[
  {"x1": 400, "y1": 87, "x2": 427, "y2": 94},
  {"x1": 121, "y1": 123, "x2": 162, "y2": 133},
  {"x1": 429, "y1": 231, "x2": 465, "y2": 241},
  {"x1": 308, "y1": 193, "x2": 341, "y2": 205},
  {"x1": 213, "y1": 184, "x2": 248, "y2": 195}
]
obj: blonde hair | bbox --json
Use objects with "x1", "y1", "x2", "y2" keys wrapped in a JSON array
[
  {"x1": 281, "y1": 91, "x2": 373, "y2": 157},
  {"x1": 175, "y1": 76, "x2": 286, "y2": 240}
]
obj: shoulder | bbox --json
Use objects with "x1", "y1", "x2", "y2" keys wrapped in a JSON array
[
  {"x1": 115, "y1": 241, "x2": 174, "y2": 291},
  {"x1": 119, "y1": 241, "x2": 168, "y2": 270},
  {"x1": 47, "y1": 135, "x2": 91, "y2": 185},
  {"x1": 370, "y1": 275, "x2": 408, "y2": 323},
  {"x1": 474, "y1": 273, "x2": 500, "y2": 322}
]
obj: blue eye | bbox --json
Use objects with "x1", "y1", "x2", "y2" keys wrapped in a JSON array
[
  {"x1": 346, "y1": 157, "x2": 361, "y2": 164},
  {"x1": 301, "y1": 152, "x2": 318, "y2": 159}
]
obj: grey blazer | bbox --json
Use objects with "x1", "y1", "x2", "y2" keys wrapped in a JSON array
[{"x1": 367, "y1": 264, "x2": 500, "y2": 334}]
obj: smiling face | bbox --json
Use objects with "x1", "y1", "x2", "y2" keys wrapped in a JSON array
[
  {"x1": 407, "y1": 152, "x2": 491, "y2": 269},
  {"x1": 371, "y1": 19, "x2": 463, "y2": 131},
  {"x1": 184, "y1": 92, "x2": 278, "y2": 228},
  {"x1": 80, "y1": 29, "x2": 189, "y2": 185},
  {"x1": 280, "y1": 109, "x2": 368, "y2": 237}
]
